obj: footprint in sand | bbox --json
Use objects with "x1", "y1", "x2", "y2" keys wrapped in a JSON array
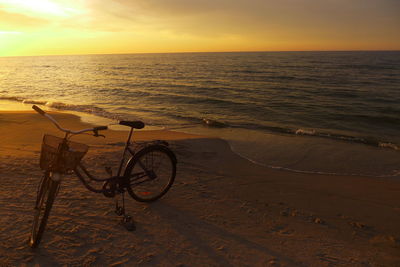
[
  {"x1": 269, "y1": 225, "x2": 294, "y2": 236},
  {"x1": 316, "y1": 253, "x2": 348, "y2": 265}
]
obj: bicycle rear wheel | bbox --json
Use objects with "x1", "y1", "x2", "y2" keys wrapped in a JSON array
[
  {"x1": 29, "y1": 172, "x2": 60, "y2": 248},
  {"x1": 125, "y1": 145, "x2": 176, "y2": 202}
]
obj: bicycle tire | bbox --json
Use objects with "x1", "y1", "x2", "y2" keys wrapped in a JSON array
[
  {"x1": 29, "y1": 172, "x2": 60, "y2": 248},
  {"x1": 124, "y1": 145, "x2": 177, "y2": 202}
]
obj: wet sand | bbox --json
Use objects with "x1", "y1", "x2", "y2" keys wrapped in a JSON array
[{"x1": 0, "y1": 111, "x2": 399, "y2": 266}]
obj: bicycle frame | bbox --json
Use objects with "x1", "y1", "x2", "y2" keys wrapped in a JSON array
[
  {"x1": 74, "y1": 127, "x2": 137, "y2": 194},
  {"x1": 43, "y1": 115, "x2": 162, "y2": 196}
]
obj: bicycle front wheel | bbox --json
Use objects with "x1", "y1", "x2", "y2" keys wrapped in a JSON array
[
  {"x1": 29, "y1": 172, "x2": 60, "y2": 248},
  {"x1": 124, "y1": 145, "x2": 177, "y2": 202}
]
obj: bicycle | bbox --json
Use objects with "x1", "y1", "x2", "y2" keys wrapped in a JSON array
[{"x1": 29, "y1": 105, "x2": 177, "y2": 248}]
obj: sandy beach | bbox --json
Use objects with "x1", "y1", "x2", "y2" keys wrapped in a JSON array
[{"x1": 0, "y1": 111, "x2": 399, "y2": 266}]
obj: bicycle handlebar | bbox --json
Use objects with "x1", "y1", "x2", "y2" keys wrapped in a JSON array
[
  {"x1": 32, "y1": 105, "x2": 46, "y2": 115},
  {"x1": 32, "y1": 105, "x2": 108, "y2": 135}
]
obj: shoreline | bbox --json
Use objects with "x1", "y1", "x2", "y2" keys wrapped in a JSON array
[
  {"x1": 0, "y1": 108, "x2": 399, "y2": 180},
  {"x1": 1, "y1": 99, "x2": 399, "y2": 179},
  {"x1": 1, "y1": 110, "x2": 400, "y2": 265}
]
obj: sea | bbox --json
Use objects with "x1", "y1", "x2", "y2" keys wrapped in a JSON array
[{"x1": 1, "y1": 51, "x2": 399, "y2": 177}]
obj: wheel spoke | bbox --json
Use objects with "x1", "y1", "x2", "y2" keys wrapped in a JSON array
[
  {"x1": 130, "y1": 177, "x2": 153, "y2": 187},
  {"x1": 29, "y1": 174, "x2": 59, "y2": 248},
  {"x1": 125, "y1": 145, "x2": 176, "y2": 202}
]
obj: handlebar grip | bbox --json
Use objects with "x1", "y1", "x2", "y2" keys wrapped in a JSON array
[
  {"x1": 94, "y1": 126, "x2": 108, "y2": 131},
  {"x1": 32, "y1": 105, "x2": 46, "y2": 115}
]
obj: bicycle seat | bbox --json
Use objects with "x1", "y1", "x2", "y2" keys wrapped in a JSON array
[{"x1": 119, "y1": 120, "x2": 145, "y2": 129}]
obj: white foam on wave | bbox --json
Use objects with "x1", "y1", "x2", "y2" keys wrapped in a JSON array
[
  {"x1": 22, "y1": 99, "x2": 48, "y2": 105},
  {"x1": 379, "y1": 142, "x2": 399, "y2": 151},
  {"x1": 0, "y1": 96, "x2": 24, "y2": 101},
  {"x1": 0, "y1": 96, "x2": 114, "y2": 118},
  {"x1": 45, "y1": 102, "x2": 131, "y2": 124},
  {"x1": 0, "y1": 96, "x2": 165, "y2": 130},
  {"x1": 295, "y1": 128, "x2": 316, "y2": 135}
]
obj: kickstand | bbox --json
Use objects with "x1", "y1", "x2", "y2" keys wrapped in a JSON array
[{"x1": 115, "y1": 192, "x2": 136, "y2": 231}]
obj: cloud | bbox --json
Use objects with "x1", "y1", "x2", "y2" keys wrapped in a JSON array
[
  {"x1": 80, "y1": 0, "x2": 400, "y2": 39},
  {"x1": 0, "y1": 9, "x2": 49, "y2": 30},
  {"x1": 2, "y1": 0, "x2": 398, "y2": 55}
]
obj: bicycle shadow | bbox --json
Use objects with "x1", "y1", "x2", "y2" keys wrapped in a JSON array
[{"x1": 147, "y1": 201, "x2": 304, "y2": 267}]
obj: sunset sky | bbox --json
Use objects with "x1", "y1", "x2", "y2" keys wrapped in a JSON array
[{"x1": 0, "y1": 0, "x2": 399, "y2": 56}]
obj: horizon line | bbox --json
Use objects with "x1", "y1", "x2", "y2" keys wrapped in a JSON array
[{"x1": 1, "y1": 49, "x2": 400, "y2": 58}]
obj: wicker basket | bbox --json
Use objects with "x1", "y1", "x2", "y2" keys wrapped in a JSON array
[{"x1": 40, "y1": 135, "x2": 88, "y2": 173}]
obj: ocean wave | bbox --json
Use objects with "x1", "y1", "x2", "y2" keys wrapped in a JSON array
[
  {"x1": 0, "y1": 96, "x2": 123, "y2": 121},
  {"x1": 379, "y1": 142, "x2": 399, "y2": 151},
  {"x1": 293, "y1": 127, "x2": 400, "y2": 150},
  {"x1": 202, "y1": 118, "x2": 228, "y2": 128},
  {"x1": 295, "y1": 128, "x2": 316, "y2": 135},
  {"x1": 221, "y1": 119, "x2": 400, "y2": 152},
  {"x1": 46, "y1": 102, "x2": 124, "y2": 121},
  {"x1": 341, "y1": 64, "x2": 397, "y2": 71},
  {"x1": 0, "y1": 96, "x2": 25, "y2": 101},
  {"x1": 22, "y1": 99, "x2": 48, "y2": 105},
  {"x1": 249, "y1": 123, "x2": 400, "y2": 152}
]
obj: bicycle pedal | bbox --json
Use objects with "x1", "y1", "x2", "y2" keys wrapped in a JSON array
[
  {"x1": 121, "y1": 215, "x2": 135, "y2": 231},
  {"x1": 103, "y1": 180, "x2": 116, "y2": 198},
  {"x1": 115, "y1": 206, "x2": 124, "y2": 216}
]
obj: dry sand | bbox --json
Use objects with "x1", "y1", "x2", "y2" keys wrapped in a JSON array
[{"x1": 0, "y1": 111, "x2": 399, "y2": 266}]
